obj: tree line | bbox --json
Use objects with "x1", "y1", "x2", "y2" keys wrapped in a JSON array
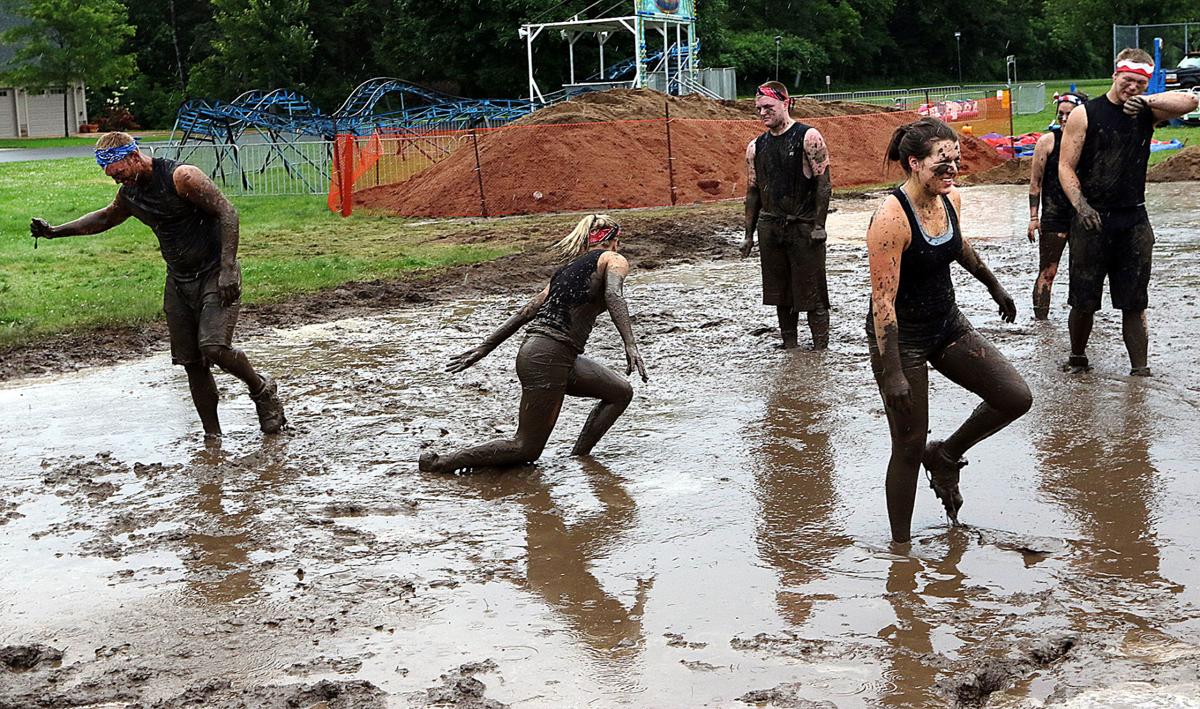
[{"x1": 2, "y1": 0, "x2": 1196, "y2": 130}]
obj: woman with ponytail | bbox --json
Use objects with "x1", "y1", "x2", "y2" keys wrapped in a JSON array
[
  {"x1": 866, "y1": 117, "x2": 1031, "y2": 543},
  {"x1": 419, "y1": 214, "x2": 648, "y2": 473}
]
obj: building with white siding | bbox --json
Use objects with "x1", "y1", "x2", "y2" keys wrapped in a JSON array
[{"x1": 0, "y1": 10, "x2": 89, "y2": 138}]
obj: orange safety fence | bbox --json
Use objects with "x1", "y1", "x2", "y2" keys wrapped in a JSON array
[
  {"x1": 348, "y1": 105, "x2": 1009, "y2": 219},
  {"x1": 327, "y1": 132, "x2": 383, "y2": 215}
]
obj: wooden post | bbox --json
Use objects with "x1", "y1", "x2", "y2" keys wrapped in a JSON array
[
  {"x1": 664, "y1": 100, "x2": 677, "y2": 206},
  {"x1": 470, "y1": 129, "x2": 488, "y2": 217},
  {"x1": 340, "y1": 134, "x2": 354, "y2": 217}
]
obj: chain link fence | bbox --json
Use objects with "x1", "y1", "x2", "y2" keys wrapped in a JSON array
[{"x1": 1114, "y1": 22, "x2": 1200, "y2": 66}]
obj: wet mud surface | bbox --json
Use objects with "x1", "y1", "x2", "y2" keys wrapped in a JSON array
[{"x1": 3, "y1": 184, "x2": 1200, "y2": 707}]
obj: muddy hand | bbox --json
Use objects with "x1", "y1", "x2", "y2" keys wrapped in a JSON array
[
  {"x1": 217, "y1": 266, "x2": 241, "y2": 306},
  {"x1": 447, "y1": 345, "x2": 490, "y2": 373},
  {"x1": 739, "y1": 236, "x2": 754, "y2": 258},
  {"x1": 882, "y1": 372, "x2": 912, "y2": 415},
  {"x1": 1123, "y1": 95, "x2": 1150, "y2": 118},
  {"x1": 991, "y1": 287, "x2": 1017, "y2": 323},
  {"x1": 625, "y1": 345, "x2": 648, "y2": 382},
  {"x1": 1076, "y1": 200, "x2": 1102, "y2": 232},
  {"x1": 810, "y1": 225, "x2": 828, "y2": 242},
  {"x1": 1027, "y1": 218, "x2": 1038, "y2": 243},
  {"x1": 30, "y1": 218, "x2": 54, "y2": 239}
]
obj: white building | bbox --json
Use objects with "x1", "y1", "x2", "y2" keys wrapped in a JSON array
[{"x1": 0, "y1": 10, "x2": 89, "y2": 138}]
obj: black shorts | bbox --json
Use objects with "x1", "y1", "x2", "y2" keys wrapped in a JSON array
[
  {"x1": 866, "y1": 306, "x2": 975, "y2": 371},
  {"x1": 1067, "y1": 209, "x2": 1153, "y2": 312},
  {"x1": 164, "y1": 264, "x2": 240, "y2": 366},
  {"x1": 1040, "y1": 195, "x2": 1074, "y2": 235},
  {"x1": 515, "y1": 334, "x2": 578, "y2": 391},
  {"x1": 758, "y1": 219, "x2": 829, "y2": 312}
]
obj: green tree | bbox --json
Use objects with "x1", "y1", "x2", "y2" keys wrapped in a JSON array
[
  {"x1": 0, "y1": 0, "x2": 135, "y2": 136},
  {"x1": 188, "y1": 0, "x2": 317, "y2": 100}
]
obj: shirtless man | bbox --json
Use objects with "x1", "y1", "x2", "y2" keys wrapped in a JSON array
[
  {"x1": 1057, "y1": 49, "x2": 1200, "y2": 375},
  {"x1": 741, "y1": 81, "x2": 834, "y2": 350},
  {"x1": 1027, "y1": 92, "x2": 1086, "y2": 320},
  {"x1": 30, "y1": 132, "x2": 286, "y2": 438}
]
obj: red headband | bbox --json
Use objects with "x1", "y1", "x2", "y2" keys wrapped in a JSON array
[
  {"x1": 1115, "y1": 60, "x2": 1153, "y2": 78},
  {"x1": 756, "y1": 84, "x2": 789, "y2": 103},
  {"x1": 1057, "y1": 93, "x2": 1085, "y2": 108},
  {"x1": 588, "y1": 224, "x2": 620, "y2": 246}
]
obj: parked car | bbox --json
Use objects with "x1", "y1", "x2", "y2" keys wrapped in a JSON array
[
  {"x1": 1181, "y1": 86, "x2": 1200, "y2": 125},
  {"x1": 1164, "y1": 52, "x2": 1200, "y2": 89}
]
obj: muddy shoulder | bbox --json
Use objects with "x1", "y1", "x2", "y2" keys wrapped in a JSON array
[{"x1": 0, "y1": 204, "x2": 744, "y2": 382}]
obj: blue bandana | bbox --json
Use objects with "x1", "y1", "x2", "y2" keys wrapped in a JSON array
[{"x1": 95, "y1": 140, "x2": 139, "y2": 167}]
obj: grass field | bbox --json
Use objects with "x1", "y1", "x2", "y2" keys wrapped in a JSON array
[
  {"x1": 0, "y1": 158, "x2": 515, "y2": 348},
  {"x1": 0, "y1": 131, "x2": 172, "y2": 149}
]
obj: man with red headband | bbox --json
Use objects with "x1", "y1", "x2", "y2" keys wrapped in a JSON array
[
  {"x1": 741, "y1": 81, "x2": 833, "y2": 350},
  {"x1": 1058, "y1": 48, "x2": 1199, "y2": 375},
  {"x1": 1027, "y1": 91, "x2": 1087, "y2": 320}
]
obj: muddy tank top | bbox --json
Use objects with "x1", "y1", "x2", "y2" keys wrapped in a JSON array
[
  {"x1": 1076, "y1": 95, "x2": 1155, "y2": 210},
  {"x1": 891, "y1": 187, "x2": 963, "y2": 323},
  {"x1": 119, "y1": 157, "x2": 221, "y2": 280},
  {"x1": 1041, "y1": 126, "x2": 1071, "y2": 212},
  {"x1": 526, "y1": 249, "x2": 608, "y2": 353},
  {"x1": 754, "y1": 122, "x2": 816, "y2": 220}
]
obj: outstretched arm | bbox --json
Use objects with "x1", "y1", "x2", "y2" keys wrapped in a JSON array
[
  {"x1": 175, "y1": 165, "x2": 240, "y2": 305},
  {"x1": 868, "y1": 198, "x2": 913, "y2": 414},
  {"x1": 446, "y1": 286, "x2": 549, "y2": 373},
  {"x1": 804, "y1": 128, "x2": 832, "y2": 241},
  {"x1": 602, "y1": 252, "x2": 648, "y2": 382},
  {"x1": 742, "y1": 139, "x2": 760, "y2": 257},
  {"x1": 951, "y1": 191, "x2": 1016, "y2": 322},
  {"x1": 31, "y1": 197, "x2": 131, "y2": 240},
  {"x1": 1124, "y1": 90, "x2": 1200, "y2": 122},
  {"x1": 1027, "y1": 133, "x2": 1052, "y2": 242}
]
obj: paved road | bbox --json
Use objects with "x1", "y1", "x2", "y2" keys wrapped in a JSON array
[{"x1": 0, "y1": 145, "x2": 97, "y2": 163}]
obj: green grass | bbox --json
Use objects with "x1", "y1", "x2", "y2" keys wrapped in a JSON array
[
  {"x1": 0, "y1": 158, "x2": 514, "y2": 348},
  {"x1": 0, "y1": 131, "x2": 172, "y2": 149}
]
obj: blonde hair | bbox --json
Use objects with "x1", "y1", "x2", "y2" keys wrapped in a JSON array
[
  {"x1": 95, "y1": 132, "x2": 135, "y2": 149},
  {"x1": 554, "y1": 214, "x2": 620, "y2": 260},
  {"x1": 1115, "y1": 48, "x2": 1154, "y2": 66}
]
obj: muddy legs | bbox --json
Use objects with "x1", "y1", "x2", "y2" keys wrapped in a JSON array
[
  {"x1": 184, "y1": 363, "x2": 222, "y2": 438},
  {"x1": 776, "y1": 306, "x2": 799, "y2": 349},
  {"x1": 420, "y1": 389, "x2": 564, "y2": 474},
  {"x1": 807, "y1": 308, "x2": 830, "y2": 350},
  {"x1": 567, "y1": 355, "x2": 634, "y2": 457},
  {"x1": 1122, "y1": 309, "x2": 1150, "y2": 374},
  {"x1": 776, "y1": 306, "x2": 829, "y2": 350}
]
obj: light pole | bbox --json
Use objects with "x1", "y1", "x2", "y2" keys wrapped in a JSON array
[
  {"x1": 954, "y1": 31, "x2": 962, "y2": 85},
  {"x1": 775, "y1": 35, "x2": 782, "y2": 81}
]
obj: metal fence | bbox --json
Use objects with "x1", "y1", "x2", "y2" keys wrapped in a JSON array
[
  {"x1": 802, "y1": 83, "x2": 1044, "y2": 115},
  {"x1": 1114, "y1": 22, "x2": 1200, "y2": 65}
]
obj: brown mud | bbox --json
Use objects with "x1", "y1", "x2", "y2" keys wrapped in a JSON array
[
  {"x1": 3, "y1": 184, "x2": 1200, "y2": 707},
  {"x1": 966, "y1": 147, "x2": 1200, "y2": 185}
]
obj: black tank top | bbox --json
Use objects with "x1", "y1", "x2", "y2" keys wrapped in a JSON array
[
  {"x1": 119, "y1": 157, "x2": 222, "y2": 279},
  {"x1": 890, "y1": 187, "x2": 963, "y2": 322},
  {"x1": 754, "y1": 122, "x2": 817, "y2": 220},
  {"x1": 1076, "y1": 96, "x2": 1155, "y2": 210},
  {"x1": 527, "y1": 249, "x2": 608, "y2": 353},
  {"x1": 1041, "y1": 127, "x2": 1071, "y2": 212}
]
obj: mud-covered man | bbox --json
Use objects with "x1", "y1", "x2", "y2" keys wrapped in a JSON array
[
  {"x1": 1057, "y1": 49, "x2": 1199, "y2": 375},
  {"x1": 30, "y1": 132, "x2": 286, "y2": 438},
  {"x1": 741, "y1": 81, "x2": 833, "y2": 350},
  {"x1": 1026, "y1": 91, "x2": 1086, "y2": 320}
]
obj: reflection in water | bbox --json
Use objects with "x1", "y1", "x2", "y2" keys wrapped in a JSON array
[
  {"x1": 1034, "y1": 384, "x2": 1170, "y2": 587},
  {"x1": 471, "y1": 461, "x2": 648, "y2": 669},
  {"x1": 749, "y1": 362, "x2": 848, "y2": 627},
  {"x1": 879, "y1": 534, "x2": 969, "y2": 708}
]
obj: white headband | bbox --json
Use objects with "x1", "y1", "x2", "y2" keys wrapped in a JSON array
[{"x1": 1115, "y1": 60, "x2": 1154, "y2": 78}]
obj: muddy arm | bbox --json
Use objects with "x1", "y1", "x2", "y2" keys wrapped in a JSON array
[
  {"x1": 1027, "y1": 133, "x2": 1052, "y2": 242},
  {"x1": 31, "y1": 197, "x2": 131, "y2": 239},
  {"x1": 804, "y1": 129, "x2": 833, "y2": 240},
  {"x1": 1056, "y1": 108, "x2": 1100, "y2": 231},
  {"x1": 603, "y1": 253, "x2": 647, "y2": 381},
  {"x1": 447, "y1": 287, "x2": 548, "y2": 373},
  {"x1": 174, "y1": 166, "x2": 241, "y2": 305},
  {"x1": 742, "y1": 139, "x2": 760, "y2": 257},
  {"x1": 1127, "y1": 90, "x2": 1200, "y2": 122},
  {"x1": 867, "y1": 199, "x2": 912, "y2": 413}
]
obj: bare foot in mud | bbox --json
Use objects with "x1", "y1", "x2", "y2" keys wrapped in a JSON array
[
  {"x1": 1130, "y1": 366, "x2": 1153, "y2": 377},
  {"x1": 1061, "y1": 355, "x2": 1092, "y2": 374}
]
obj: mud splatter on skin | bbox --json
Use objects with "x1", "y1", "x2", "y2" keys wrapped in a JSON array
[{"x1": 1, "y1": 184, "x2": 1199, "y2": 706}]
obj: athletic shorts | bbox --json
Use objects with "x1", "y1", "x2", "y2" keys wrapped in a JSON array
[
  {"x1": 1067, "y1": 208, "x2": 1153, "y2": 312},
  {"x1": 758, "y1": 219, "x2": 829, "y2": 313},
  {"x1": 865, "y1": 306, "x2": 975, "y2": 372},
  {"x1": 164, "y1": 263, "x2": 240, "y2": 366},
  {"x1": 1040, "y1": 195, "x2": 1074, "y2": 235},
  {"x1": 516, "y1": 334, "x2": 578, "y2": 391}
]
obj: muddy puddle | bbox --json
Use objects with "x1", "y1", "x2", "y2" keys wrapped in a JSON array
[{"x1": 3, "y1": 184, "x2": 1200, "y2": 707}]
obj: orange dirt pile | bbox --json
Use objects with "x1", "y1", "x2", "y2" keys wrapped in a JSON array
[
  {"x1": 1147, "y1": 146, "x2": 1200, "y2": 182},
  {"x1": 512, "y1": 88, "x2": 891, "y2": 126},
  {"x1": 358, "y1": 93, "x2": 1005, "y2": 218},
  {"x1": 959, "y1": 157, "x2": 1032, "y2": 186}
]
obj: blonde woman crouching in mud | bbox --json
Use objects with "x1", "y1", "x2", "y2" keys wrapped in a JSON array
[
  {"x1": 866, "y1": 117, "x2": 1032, "y2": 544},
  {"x1": 419, "y1": 214, "x2": 649, "y2": 473}
]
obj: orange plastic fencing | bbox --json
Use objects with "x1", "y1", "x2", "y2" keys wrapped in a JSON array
[
  {"x1": 327, "y1": 132, "x2": 383, "y2": 214},
  {"x1": 349, "y1": 104, "x2": 1010, "y2": 219}
]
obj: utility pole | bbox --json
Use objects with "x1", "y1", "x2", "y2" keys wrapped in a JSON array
[
  {"x1": 955, "y1": 31, "x2": 963, "y2": 85},
  {"x1": 775, "y1": 35, "x2": 782, "y2": 81}
]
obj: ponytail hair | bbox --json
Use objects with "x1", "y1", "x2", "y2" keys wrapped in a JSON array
[
  {"x1": 554, "y1": 214, "x2": 620, "y2": 260},
  {"x1": 885, "y1": 117, "x2": 958, "y2": 174}
]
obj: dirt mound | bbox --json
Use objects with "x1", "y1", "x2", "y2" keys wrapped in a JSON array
[
  {"x1": 359, "y1": 111, "x2": 1003, "y2": 218},
  {"x1": 513, "y1": 88, "x2": 890, "y2": 126},
  {"x1": 959, "y1": 157, "x2": 1032, "y2": 186},
  {"x1": 1148, "y1": 146, "x2": 1200, "y2": 182}
]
